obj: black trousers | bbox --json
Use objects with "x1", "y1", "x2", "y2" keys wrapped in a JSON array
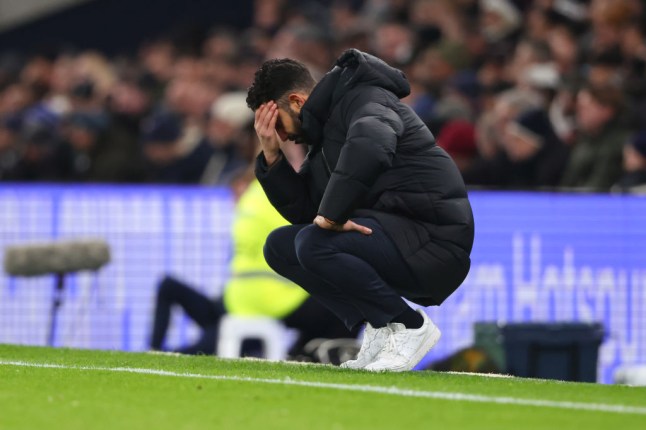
[
  {"x1": 150, "y1": 275, "x2": 355, "y2": 355},
  {"x1": 263, "y1": 218, "x2": 417, "y2": 330}
]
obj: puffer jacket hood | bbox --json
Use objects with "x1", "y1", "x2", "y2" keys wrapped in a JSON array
[
  {"x1": 300, "y1": 49, "x2": 411, "y2": 146},
  {"x1": 335, "y1": 49, "x2": 410, "y2": 99}
]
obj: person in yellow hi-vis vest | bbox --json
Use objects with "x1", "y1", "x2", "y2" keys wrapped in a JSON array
[
  {"x1": 223, "y1": 178, "x2": 308, "y2": 318},
  {"x1": 149, "y1": 176, "x2": 355, "y2": 358}
]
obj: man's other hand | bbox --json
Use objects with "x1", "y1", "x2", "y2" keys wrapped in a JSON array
[{"x1": 313, "y1": 215, "x2": 373, "y2": 235}]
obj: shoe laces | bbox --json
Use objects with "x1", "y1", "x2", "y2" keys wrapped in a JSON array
[
  {"x1": 356, "y1": 324, "x2": 389, "y2": 359},
  {"x1": 382, "y1": 324, "x2": 406, "y2": 358}
]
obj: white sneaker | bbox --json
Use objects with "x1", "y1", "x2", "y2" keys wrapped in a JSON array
[
  {"x1": 340, "y1": 323, "x2": 391, "y2": 369},
  {"x1": 365, "y1": 309, "x2": 441, "y2": 372}
]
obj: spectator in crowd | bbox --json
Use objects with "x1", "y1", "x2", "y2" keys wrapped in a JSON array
[
  {"x1": 330, "y1": 1, "x2": 370, "y2": 52},
  {"x1": 138, "y1": 38, "x2": 176, "y2": 98},
  {"x1": 499, "y1": 108, "x2": 569, "y2": 188},
  {"x1": 19, "y1": 55, "x2": 53, "y2": 102},
  {"x1": 507, "y1": 39, "x2": 553, "y2": 86},
  {"x1": 264, "y1": 24, "x2": 334, "y2": 81},
  {"x1": 252, "y1": 0, "x2": 287, "y2": 34},
  {"x1": 408, "y1": 39, "x2": 473, "y2": 128},
  {"x1": 436, "y1": 120, "x2": 478, "y2": 173},
  {"x1": 546, "y1": 23, "x2": 580, "y2": 79},
  {"x1": 464, "y1": 107, "x2": 568, "y2": 189},
  {"x1": 371, "y1": 20, "x2": 415, "y2": 68},
  {"x1": 0, "y1": 83, "x2": 36, "y2": 117},
  {"x1": 480, "y1": 0, "x2": 523, "y2": 54},
  {"x1": 46, "y1": 53, "x2": 76, "y2": 114},
  {"x1": 561, "y1": 83, "x2": 629, "y2": 191},
  {"x1": 619, "y1": 19, "x2": 646, "y2": 128},
  {"x1": 202, "y1": 27, "x2": 239, "y2": 62},
  {"x1": 150, "y1": 171, "x2": 357, "y2": 358},
  {"x1": 5, "y1": 106, "x2": 67, "y2": 181},
  {"x1": 59, "y1": 111, "x2": 144, "y2": 182},
  {"x1": 200, "y1": 92, "x2": 254, "y2": 186},
  {"x1": 164, "y1": 76, "x2": 219, "y2": 125},
  {"x1": 613, "y1": 130, "x2": 646, "y2": 193},
  {"x1": 581, "y1": 0, "x2": 635, "y2": 63},
  {"x1": 106, "y1": 77, "x2": 154, "y2": 154},
  {"x1": 0, "y1": 114, "x2": 22, "y2": 179},
  {"x1": 140, "y1": 110, "x2": 212, "y2": 184},
  {"x1": 464, "y1": 88, "x2": 544, "y2": 186}
]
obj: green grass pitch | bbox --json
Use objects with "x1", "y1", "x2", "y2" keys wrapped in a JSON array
[{"x1": 1, "y1": 344, "x2": 645, "y2": 430}]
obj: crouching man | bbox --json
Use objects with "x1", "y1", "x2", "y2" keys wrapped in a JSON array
[{"x1": 246, "y1": 49, "x2": 474, "y2": 371}]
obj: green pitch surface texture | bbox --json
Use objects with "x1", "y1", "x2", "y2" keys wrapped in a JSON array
[{"x1": 1, "y1": 345, "x2": 645, "y2": 430}]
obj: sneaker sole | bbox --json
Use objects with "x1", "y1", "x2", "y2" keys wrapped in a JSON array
[
  {"x1": 341, "y1": 355, "x2": 383, "y2": 370},
  {"x1": 367, "y1": 324, "x2": 442, "y2": 372},
  {"x1": 340, "y1": 361, "x2": 362, "y2": 369}
]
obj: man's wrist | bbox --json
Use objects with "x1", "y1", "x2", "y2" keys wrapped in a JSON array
[
  {"x1": 264, "y1": 151, "x2": 282, "y2": 168},
  {"x1": 321, "y1": 216, "x2": 338, "y2": 226}
]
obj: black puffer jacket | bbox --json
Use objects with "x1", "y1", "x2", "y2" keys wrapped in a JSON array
[{"x1": 256, "y1": 49, "x2": 474, "y2": 305}]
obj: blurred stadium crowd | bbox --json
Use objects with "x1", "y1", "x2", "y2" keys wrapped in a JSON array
[{"x1": 0, "y1": 0, "x2": 645, "y2": 192}]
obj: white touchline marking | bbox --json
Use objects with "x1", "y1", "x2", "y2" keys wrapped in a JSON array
[
  {"x1": 2, "y1": 360, "x2": 646, "y2": 416},
  {"x1": 444, "y1": 371, "x2": 515, "y2": 378}
]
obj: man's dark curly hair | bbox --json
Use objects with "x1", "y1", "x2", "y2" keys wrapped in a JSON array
[{"x1": 246, "y1": 58, "x2": 316, "y2": 111}]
